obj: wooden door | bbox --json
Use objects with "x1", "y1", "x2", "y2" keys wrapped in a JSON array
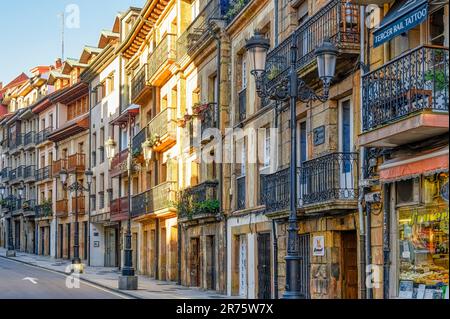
[
  {"x1": 206, "y1": 236, "x2": 215, "y2": 290},
  {"x1": 143, "y1": 231, "x2": 149, "y2": 275},
  {"x1": 160, "y1": 227, "x2": 167, "y2": 281},
  {"x1": 105, "y1": 228, "x2": 117, "y2": 267},
  {"x1": 257, "y1": 233, "x2": 272, "y2": 299},
  {"x1": 342, "y1": 231, "x2": 358, "y2": 299},
  {"x1": 190, "y1": 238, "x2": 200, "y2": 287}
]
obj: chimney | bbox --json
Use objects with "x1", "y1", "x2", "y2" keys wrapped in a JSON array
[{"x1": 55, "y1": 58, "x2": 62, "y2": 69}]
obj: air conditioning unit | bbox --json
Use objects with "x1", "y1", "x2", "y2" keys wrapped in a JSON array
[{"x1": 396, "y1": 178, "x2": 420, "y2": 205}]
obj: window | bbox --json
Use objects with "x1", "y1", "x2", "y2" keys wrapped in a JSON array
[
  {"x1": 261, "y1": 127, "x2": 271, "y2": 169},
  {"x1": 396, "y1": 178, "x2": 420, "y2": 206},
  {"x1": 242, "y1": 57, "x2": 248, "y2": 90},
  {"x1": 429, "y1": 7, "x2": 445, "y2": 46}
]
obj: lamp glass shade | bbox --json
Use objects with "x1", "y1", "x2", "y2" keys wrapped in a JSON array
[
  {"x1": 315, "y1": 41, "x2": 338, "y2": 81},
  {"x1": 18, "y1": 186, "x2": 24, "y2": 198},
  {"x1": 245, "y1": 31, "x2": 270, "y2": 75},
  {"x1": 142, "y1": 140, "x2": 153, "y2": 163},
  {"x1": 85, "y1": 170, "x2": 93, "y2": 185},
  {"x1": 105, "y1": 137, "x2": 117, "y2": 160},
  {"x1": 60, "y1": 170, "x2": 68, "y2": 185},
  {"x1": 0, "y1": 185, "x2": 5, "y2": 196}
]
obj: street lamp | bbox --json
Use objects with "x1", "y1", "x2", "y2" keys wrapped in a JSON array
[
  {"x1": 142, "y1": 139, "x2": 153, "y2": 166},
  {"x1": 106, "y1": 112, "x2": 139, "y2": 290},
  {"x1": 60, "y1": 168, "x2": 92, "y2": 273},
  {"x1": 246, "y1": 31, "x2": 338, "y2": 299}
]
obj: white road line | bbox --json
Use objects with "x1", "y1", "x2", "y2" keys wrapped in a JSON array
[{"x1": 1, "y1": 257, "x2": 131, "y2": 299}]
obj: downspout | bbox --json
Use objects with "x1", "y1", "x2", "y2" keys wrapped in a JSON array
[
  {"x1": 366, "y1": 203, "x2": 372, "y2": 299},
  {"x1": 358, "y1": 5, "x2": 367, "y2": 300},
  {"x1": 272, "y1": 219, "x2": 279, "y2": 299},
  {"x1": 274, "y1": 0, "x2": 279, "y2": 46},
  {"x1": 177, "y1": 223, "x2": 181, "y2": 285},
  {"x1": 383, "y1": 183, "x2": 391, "y2": 299},
  {"x1": 87, "y1": 83, "x2": 92, "y2": 267},
  {"x1": 155, "y1": 218, "x2": 160, "y2": 280}
]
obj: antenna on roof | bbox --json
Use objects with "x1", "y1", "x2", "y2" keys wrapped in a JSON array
[{"x1": 57, "y1": 12, "x2": 65, "y2": 61}]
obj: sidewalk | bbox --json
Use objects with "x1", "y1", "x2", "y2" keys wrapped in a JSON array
[{"x1": 0, "y1": 248, "x2": 232, "y2": 299}]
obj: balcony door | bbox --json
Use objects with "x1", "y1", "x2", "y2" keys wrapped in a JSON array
[{"x1": 339, "y1": 99, "x2": 353, "y2": 197}]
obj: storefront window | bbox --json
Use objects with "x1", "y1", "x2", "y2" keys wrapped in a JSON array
[{"x1": 397, "y1": 175, "x2": 449, "y2": 299}]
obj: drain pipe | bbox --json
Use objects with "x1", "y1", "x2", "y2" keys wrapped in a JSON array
[
  {"x1": 366, "y1": 202, "x2": 372, "y2": 299},
  {"x1": 272, "y1": 219, "x2": 279, "y2": 299},
  {"x1": 358, "y1": 5, "x2": 367, "y2": 300},
  {"x1": 274, "y1": 0, "x2": 279, "y2": 46},
  {"x1": 383, "y1": 183, "x2": 391, "y2": 299},
  {"x1": 87, "y1": 83, "x2": 93, "y2": 267}
]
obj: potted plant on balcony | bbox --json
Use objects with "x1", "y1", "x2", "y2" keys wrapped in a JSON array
[
  {"x1": 41, "y1": 199, "x2": 53, "y2": 217},
  {"x1": 22, "y1": 201, "x2": 30, "y2": 211},
  {"x1": 225, "y1": 0, "x2": 248, "y2": 20},
  {"x1": 192, "y1": 199, "x2": 220, "y2": 216}
]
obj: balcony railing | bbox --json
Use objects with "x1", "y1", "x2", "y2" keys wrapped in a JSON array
[
  {"x1": 147, "y1": 33, "x2": 176, "y2": 82},
  {"x1": 147, "y1": 107, "x2": 177, "y2": 150},
  {"x1": 198, "y1": 103, "x2": 218, "y2": 138},
  {"x1": 179, "y1": 181, "x2": 219, "y2": 219},
  {"x1": 131, "y1": 181, "x2": 178, "y2": 218},
  {"x1": 8, "y1": 168, "x2": 17, "y2": 181},
  {"x1": 265, "y1": 0, "x2": 360, "y2": 89},
  {"x1": 362, "y1": 45, "x2": 449, "y2": 132},
  {"x1": 9, "y1": 134, "x2": 23, "y2": 150},
  {"x1": 1, "y1": 167, "x2": 10, "y2": 181},
  {"x1": 72, "y1": 196, "x2": 86, "y2": 215},
  {"x1": 110, "y1": 149, "x2": 128, "y2": 177},
  {"x1": 24, "y1": 131, "x2": 36, "y2": 146},
  {"x1": 177, "y1": 0, "x2": 220, "y2": 60},
  {"x1": 16, "y1": 165, "x2": 25, "y2": 180},
  {"x1": 24, "y1": 165, "x2": 36, "y2": 180},
  {"x1": 56, "y1": 199, "x2": 68, "y2": 217},
  {"x1": 35, "y1": 127, "x2": 53, "y2": 145},
  {"x1": 22, "y1": 199, "x2": 36, "y2": 212},
  {"x1": 238, "y1": 89, "x2": 246, "y2": 123},
  {"x1": 299, "y1": 152, "x2": 358, "y2": 206},
  {"x1": 68, "y1": 153, "x2": 86, "y2": 172},
  {"x1": 132, "y1": 126, "x2": 148, "y2": 155},
  {"x1": 35, "y1": 166, "x2": 52, "y2": 181},
  {"x1": 35, "y1": 204, "x2": 53, "y2": 218},
  {"x1": 260, "y1": 168, "x2": 290, "y2": 213},
  {"x1": 131, "y1": 64, "x2": 149, "y2": 103},
  {"x1": 52, "y1": 159, "x2": 68, "y2": 176},
  {"x1": 110, "y1": 196, "x2": 129, "y2": 222},
  {"x1": 236, "y1": 176, "x2": 246, "y2": 210}
]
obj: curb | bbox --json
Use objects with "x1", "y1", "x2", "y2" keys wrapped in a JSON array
[{"x1": 0, "y1": 255, "x2": 142, "y2": 299}]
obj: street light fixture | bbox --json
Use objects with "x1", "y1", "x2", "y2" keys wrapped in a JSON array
[
  {"x1": 142, "y1": 139, "x2": 153, "y2": 166},
  {"x1": 246, "y1": 31, "x2": 338, "y2": 299},
  {"x1": 59, "y1": 168, "x2": 92, "y2": 273},
  {"x1": 105, "y1": 137, "x2": 117, "y2": 163}
]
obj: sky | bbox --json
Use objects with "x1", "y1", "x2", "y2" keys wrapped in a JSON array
[{"x1": 0, "y1": 0, "x2": 145, "y2": 86}]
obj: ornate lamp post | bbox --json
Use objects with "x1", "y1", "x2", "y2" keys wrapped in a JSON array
[
  {"x1": 59, "y1": 168, "x2": 93, "y2": 273},
  {"x1": 246, "y1": 31, "x2": 338, "y2": 299},
  {"x1": 106, "y1": 110, "x2": 139, "y2": 290},
  {"x1": 1, "y1": 183, "x2": 15, "y2": 257}
]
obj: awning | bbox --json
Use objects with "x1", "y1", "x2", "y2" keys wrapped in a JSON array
[
  {"x1": 374, "y1": 0, "x2": 429, "y2": 47},
  {"x1": 379, "y1": 146, "x2": 449, "y2": 183}
]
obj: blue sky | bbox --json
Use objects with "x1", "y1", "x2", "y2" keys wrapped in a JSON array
[{"x1": 0, "y1": 0, "x2": 145, "y2": 85}]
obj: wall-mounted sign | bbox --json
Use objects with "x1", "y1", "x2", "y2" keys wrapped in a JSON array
[
  {"x1": 94, "y1": 241, "x2": 100, "y2": 248},
  {"x1": 313, "y1": 126, "x2": 325, "y2": 146},
  {"x1": 313, "y1": 236, "x2": 325, "y2": 256}
]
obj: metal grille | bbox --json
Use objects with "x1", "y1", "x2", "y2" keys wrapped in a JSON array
[
  {"x1": 298, "y1": 233, "x2": 311, "y2": 299},
  {"x1": 236, "y1": 176, "x2": 246, "y2": 210}
]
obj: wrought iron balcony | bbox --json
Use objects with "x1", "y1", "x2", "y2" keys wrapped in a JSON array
[
  {"x1": 131, "y1": 181, "x2": 178, "y2": 218},
  {"x1": 177, "y1": 0, "x2": 220, "y2": 60},
  {"x1": 110, "y1": 196, "x2": 129, "y2": 222},
  {"x1": 35, "y1": 127, "x2": 53, "y2": 145},
  {"x1": 24, "y1": 165, "x2": 36, "y2": 180},
  {"x1": 35, "y1": 204, "x2": 53, "y2": 218},
  {"x1": 178, "y1": 181, "x2": 219, "y2": 219},
  {"x1": 362, "y1": 46, "x2": 449, "y2": 133},
  {"x1": 56, "y1": 199, "x2": 68, "y2": 217},
  {"x1": 72, "y1": 196, "x2": 86, "y2": 215},
  {"x1": 52, "y1": 159, "x2": 68, "y2": 176},
  {"x1": 265, "y1": 0, "x2": 360, "y2": 91},
  {"x1": 236, "y1": 175, "x2": 246, "y2": 210},
  {"x1": 67, "y1": 153, "x2": 86, "y2": 173},
  {"x1": 131, "y1": 64, "x2": 151, "y2": 104},
  {"x1": 22, "y1": 199, "x2": 36, "y2": 215},
  {"x1": 132, "y1": 126, "x2": 148, "y2": 155},
  {"x1": 1, "y1": 167, "x2": 10, "y2": 181},
  {"x1": 35, "y1": 166, "x2": 52, "y2": 182},
  {"x1": 148, "y1": 107, "x2": 177, "y2": 152},
  {"x1": 9, "y1": 133, "x2": 23, "y2": 151},
  {"x1": 299, "y1": 152, "x2": 359, "y2": 209},
  {"x1": 8, "y1": 168, "x2": 17, "y2": 181},
  {"x1": 24, "y1": 131, "x2": 36, "y2": 147},
  {"x1": 16, "y1": 165, "x2": 25, "y2": 180},
  {"x1": 260, "y1": 168, "x2": 291, "y2": 213},
  {"x1": 197, "y1": 103, "x2": 218, "y2": 141},
  {"x1": 147, "y1": 33, "x2": 177, "y2": 85},
  {"x1": 110, "y1": 149, "x2": 128, "y2": 178}
]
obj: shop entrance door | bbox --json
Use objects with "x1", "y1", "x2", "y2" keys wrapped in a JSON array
[
  {"x1": 206, "y1": 235, "x2": 215, "y2": 290},
  {"x1": 190, "y1": 238, "x2": 200, "y2": 287},
  {"x1": 342, "y1": 231, "x2": 358, "y2": 299},
  {"x1": 105, "y1": 227, "x2": 117, "y2": 267},
  {"x1": 257, "y1": 233, "x2": 272, "y2": 299},
  {"x1": 298, "y1": 233, "x2": 311, "y2": 298}
]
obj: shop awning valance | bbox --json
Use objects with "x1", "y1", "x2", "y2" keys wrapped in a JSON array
[
  {"x1": 379, "y1": 146, "x2": 449, "y2": 183},
  {"x1": 374, "y1": 0, "x2": 429, "y2": 47}
]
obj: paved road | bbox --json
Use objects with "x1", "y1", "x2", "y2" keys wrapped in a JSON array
[{"x1": 0, "y1": 257, "x2": 129, "y2": 299}]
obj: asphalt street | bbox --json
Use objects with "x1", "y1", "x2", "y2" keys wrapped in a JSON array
[{"x1": 0, "y1": 257, "x2": 129, "y2": 299}]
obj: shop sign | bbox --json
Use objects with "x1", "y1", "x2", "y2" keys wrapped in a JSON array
[{"x1": 313, "y1": 236, "x2": 325, "y2": 256}]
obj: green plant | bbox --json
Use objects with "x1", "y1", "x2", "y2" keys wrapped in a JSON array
[
  {"x1": 225, "y1": 0, "x2": 247, "y2": 20},
  {"x1": 267, "y1": 66, "x2": 281, "y2": 81},
  {"x1": 425, "y1": 69, "x2": 448, "y2": 92},
  {"x1": 193, "y1": 199, "x2": 220, "y2": 215},
  {"x1": 41, "y1": 199, "x2": 53, "y2": 216}
]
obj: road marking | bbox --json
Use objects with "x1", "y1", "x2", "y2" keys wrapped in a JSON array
[
  {"x1": 22, "y1": 277, "x2": 38, "y2": 284},
  {"x1": 1, "y1": 257, "x2": 131, "y2": 299}
]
